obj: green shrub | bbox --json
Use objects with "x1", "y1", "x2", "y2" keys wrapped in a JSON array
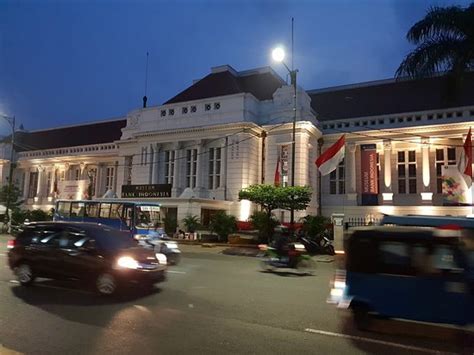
[
  {"x1": 209, "y1": 211, "x2": 237, "y2": 243},
  {"x1": 163, "y1": 216, "x2": 177, "y2": 235},
  {"x1": 182, "y1": 215, "x2": 200, "y2": 233},
  {"x1": 249, "y1": 211, "x2": 279, "y2": 244}
]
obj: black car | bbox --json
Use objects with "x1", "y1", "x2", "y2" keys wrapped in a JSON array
[{"x1": 7, "y1": 222, "x2": 167, "y2": 295}]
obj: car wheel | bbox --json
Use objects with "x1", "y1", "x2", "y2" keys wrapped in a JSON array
[
  {"x1": 96, "y1": 272, "x2": 117, "y2": 296},
  {"x1": 352, "y1": 303, "x2": 371, "y2": 331},
  {"x1": 15, "y1": 263, "x2": 35, "y2": 286},
  {"x1": 168, "y1": 253, "x2": 181, "y2": 265},
  {"x1": 260, "y1": 259, "x2": 275, "y2": 272}
]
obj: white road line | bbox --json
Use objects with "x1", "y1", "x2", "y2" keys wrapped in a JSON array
[
  {"x1": 133, "y1": 305, "x2": 151, "y2": 313},
  {"x1": 168, "y1": 270, "x2": 186, "y2": 274},
  {"x1": 304, "y1": 328, "x2": 455, "y2": 354},
  {"x1": 9, "y1": 280, "x2": 19, "y2": 284},
  {"x1": 0, "y1": 253, "x2": 7, "y2": 257}
]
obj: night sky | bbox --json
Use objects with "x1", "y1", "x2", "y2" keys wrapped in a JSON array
[{"x1": 0, "y1": 0, "x2": 470, "y2": 133}]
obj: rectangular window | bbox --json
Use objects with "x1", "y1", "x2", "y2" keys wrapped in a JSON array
[
  {"x1": 46, "y1": 172, "x2": 52, "y2": 196},
  {"x1": 70, "y1": 202, "x2": 85, "y2": 217},
  {"x1": 397, "y1": 151, "x2": 416, "y2": 194},
  {"x1": 165, "y1": 150, "x2": 175, "y2": 185},
  {"x1": 124, "y1": 156, "x2": 133, "y2": 185},
  {"x1": 74, "y1": 168, "x2": 80, "y2": 181},
  {"x1": 85, "y1": 203, "x2": 99, "y2": 218},
  {"x1": 208, "y1": 147, "x2": 222, "y2": 189},
  {"x1": 28, "y1": 172, "x2": 39, "y2": 198},
  {"x1": 329, "y1": 159, "x2": 345, "y2": 194},
  {"x1": 110, "y1": 203, "x2": 123, "y2": 220},
  {"x1": 186, "y1": 149, "x2": 197, "y2": 188},
  {"x1": 378, "y1": 241, "x2": 412, "y2": 276},
  {"x1": 99, "y1": 203, "x2": 111, "y2": 218},
  {"x1": 435, "y1": 147, "x2": 456, "y2": 193},
  {"x1": 57, "y1": 201, "x2": 71, "y2": 218},
  {"x1": 105, "y1": 167, "x2": 114, "y2": 191}
]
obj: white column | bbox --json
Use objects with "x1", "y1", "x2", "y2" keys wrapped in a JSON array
[
  {"x1": 36, "y1": 166, "x2": 45, "y2": 198},
  {"x1": 172, "y1": 145, "x2": 181, "y2": 197},
  {"x1": 95, "y1": 164, "x2": 103, "y2": 197},
  {"x1": 382, "y1": 140, "x2": 393, "y2": 204},
  {"x1": 422, "y1": 140, "x2": 430, "y2": 189}
]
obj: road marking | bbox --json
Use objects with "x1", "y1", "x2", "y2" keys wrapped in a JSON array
[
  {"x1": 168, "y1": 270, "x2": 186, "y2": 274},
  {"x1": 9, "y1": 280, "x2": 19, "y2": 284},
  {"x1": 188, "y1": 303, "x2": 194, "y2": 308},
  {"x1": 304, "y1": 328, "x2": 455, "y2": 354},
  {"x1": 0, "y1": 253, "x2": 7, "y2": 256}
]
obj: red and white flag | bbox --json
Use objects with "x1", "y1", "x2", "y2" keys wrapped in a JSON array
[
  {"x1": 315, "y1": 135, "x2": 345, "y2": 176},
  {"x1": 458, "y1": 127, "x2": 472, "y2": 186},
  {"x1": 274, "y1": 156, "x2": 281, "y2": 186}
]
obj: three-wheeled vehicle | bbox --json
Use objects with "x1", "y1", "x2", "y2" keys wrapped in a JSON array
[{"x1": 328, "y1": 225, "x2": 474, "y2": 329}]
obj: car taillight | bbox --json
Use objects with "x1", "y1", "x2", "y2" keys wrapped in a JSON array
[{"x1": 7, "y1": 240, "x2": 15, "y2": 249}]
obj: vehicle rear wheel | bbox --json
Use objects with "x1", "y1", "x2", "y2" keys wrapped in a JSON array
[
  {"x1": 325, "y1": 245, "x2": 335, "y2": 256},
  {"x1": 260, "y1": 259, "x2": 275, "y2": 272},
  {"x1": 352, "y1": 303, "x2": 371, "y2": 330},
  {"x1": 167, "y1": 253, "x2": 181, "y2": 265},
  {"x1": 297, "y1": 258, "x2": 316, "y2": 275},
  {"x1": 96, "y1": 273, "x2": 117, "y2": 296},
  {"x1": 15, "y1": 263, "x2": 35, "y2": 286}
]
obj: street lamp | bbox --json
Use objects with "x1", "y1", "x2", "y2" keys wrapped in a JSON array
[
  {"x1": 272, "y1": 46, "x2": 298, "y2": 228},
  {"x1": 1, "y1": 114, "x2": 16, "y2": 231}
]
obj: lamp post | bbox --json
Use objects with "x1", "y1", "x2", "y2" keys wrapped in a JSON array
[
  {"x1": 1, "y1": 114, "x2": 16, "y2": 231},
  {"x1": 272, "y1": 47, "x2": 298, "y2": 228}
]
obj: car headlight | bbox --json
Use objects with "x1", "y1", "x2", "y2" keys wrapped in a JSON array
[
  {"x1": 155, "y1": 253, "x2": 167, "y2": 265},
  {"x1": 117, "y1": 256, "x2": 139, "y2": 269},
  {"x1": 134, "y1": 234, "x2": 146, "y2": 240}
]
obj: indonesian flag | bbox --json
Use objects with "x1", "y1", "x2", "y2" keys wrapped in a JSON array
[
  {"x1": 274, "y1": 156, "x2": 281, "y2": 186},
  {"x1": 315, "y1": 135, "x2": 345, "y2": 176},
  {"x1": 458, "y1": 127, "x2": 472, "y2": 186}
]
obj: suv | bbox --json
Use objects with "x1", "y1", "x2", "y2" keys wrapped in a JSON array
[{"x1": 7, "y1": 222, "x2": 167, "y2": 295}]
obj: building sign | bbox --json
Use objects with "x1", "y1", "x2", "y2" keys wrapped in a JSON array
[
  {"x1": 121, "y1": 184, "x2": 172, "y2": 198},
  {"x1": 280, "y1": 144, "x2": 289, "y2": 186},
  {"x1": 360, "y1": 144, "x2": 378, "y2": 206},
  {"x1": 57, "y1": 180, "x2": 90, "y2": 200},
  {"x1": 442, "y1": 166, "x2": 472, "y2": 205}
]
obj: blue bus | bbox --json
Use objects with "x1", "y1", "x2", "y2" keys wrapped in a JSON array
[{"x1": 54, "y1": 199, "x2": 163, "y2": 238}]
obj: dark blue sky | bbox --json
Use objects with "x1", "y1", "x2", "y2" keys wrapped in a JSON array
[{"x1": 0, "y1": 0, "x2": 470, "y2": 133}]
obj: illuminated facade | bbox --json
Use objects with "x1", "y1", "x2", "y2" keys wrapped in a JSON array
[{"x1": 0, "y1": 65, "x2": 473, "y2": 225}]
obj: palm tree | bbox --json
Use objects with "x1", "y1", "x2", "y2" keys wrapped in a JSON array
[{"x1": 396, "y1": 4, "x2": 474, "y2": 79}]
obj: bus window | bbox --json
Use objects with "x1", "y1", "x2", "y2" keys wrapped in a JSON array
[
  {"x1": 70, "y1": 202, "x2": 85, "y2": 218},
  {"x1": 57, "y1": 201, "x2": 71, "y2": 218},
  {"x1": 136, "y1": 205, "x2": 160, "y2": 228},
  {"x1": 110, "y1": 204, "x2": 124, "y2": 220},
  {"x1": 123, "y1": 205, "x2": 133, "y2": 228},
  {"x1": 99, "y1": 203, "x2": 111, "y2": 218},
  {"x1": 85, "y1": 203, "x2": 99, "y2": 218}
]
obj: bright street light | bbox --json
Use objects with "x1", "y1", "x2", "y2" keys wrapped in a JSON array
[{"x1": 272, "y1": 47, "x2": 285, "y2": 63}]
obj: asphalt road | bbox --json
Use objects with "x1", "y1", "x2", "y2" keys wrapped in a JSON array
[{"x1": 0, "y1": 237, "x2": 470, "y2": 355}]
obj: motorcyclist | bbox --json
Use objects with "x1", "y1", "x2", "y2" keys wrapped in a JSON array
[{"x1": 271, "y1": 226, "x2": 297, "y2": 267}]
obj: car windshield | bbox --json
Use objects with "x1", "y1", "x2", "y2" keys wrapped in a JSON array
[{"x1": 94, "y1": 228, "x2": 137, "y2": 250}]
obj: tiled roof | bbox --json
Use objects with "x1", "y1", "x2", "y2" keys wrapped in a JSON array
[
  {"x1": 309, "y1": 72, "x2": 474, "y2": 121},
  {"x1": 164, "y1": 67, "x2": 284, "y2": 104},
  {"x1": 11, "y1": 119, "x2": 126, "y2": 152}
]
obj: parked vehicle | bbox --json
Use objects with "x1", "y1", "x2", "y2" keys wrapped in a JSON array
[
  {"x1": 259, "y1": 243, "x2": 316, "y2": 275},
  {"x1": 297, "y1": 234, "x2": 335, "y2": 255},
  {"x1": 7, "y1": 222, "x2": 167, "y2": 296},
  {"x1": 328, "y1": 226, "x2": 474, "y2": 329}
]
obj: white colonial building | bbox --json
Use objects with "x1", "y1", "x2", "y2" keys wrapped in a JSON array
[{"x1": 0, "y1": 64, "x2": 473, "y2": 226}]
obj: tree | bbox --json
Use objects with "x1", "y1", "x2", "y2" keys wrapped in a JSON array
[
  {"x1": 396, "y1": 4, "x2": 474, "y2": 82},
  {"x1": 0, "y1": 185, "x2": 23, "y2": 211},
  {"x1": 182, "y1": 215, "x2": 200, "y2": 233},
  {"x1": 209, "y1": 211, "x2": 237, "y2": 242},
  {"x1": 239, "y1": 184, "x2": 312, "y2": 241}
]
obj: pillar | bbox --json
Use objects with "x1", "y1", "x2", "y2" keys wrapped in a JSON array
[{"x1": 382, "y1": 140, "x2": 393, "y2": 204}]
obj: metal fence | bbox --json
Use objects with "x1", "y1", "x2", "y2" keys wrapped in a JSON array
[{"x1": 344, "y1": 217, "x2": 380, "y2": 230}]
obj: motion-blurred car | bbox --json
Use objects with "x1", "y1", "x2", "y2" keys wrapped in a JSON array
[{"x1": 7, "y1": 222, "x2": 167, "y2": 295}]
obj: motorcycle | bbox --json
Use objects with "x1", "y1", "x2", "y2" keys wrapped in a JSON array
[
  {"x1": 297, "y1": 232, "x2": 335, "y2": 256},
  {"x1": 259, "y1": 243, "x2": 316, "y2": 275},
  {"x1": 135, "y1": 230, "x2": 182, "y2": 265}
]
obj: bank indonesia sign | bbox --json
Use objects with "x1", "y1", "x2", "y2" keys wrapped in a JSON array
[{"x1": 121, "y1": 184, "x2": 172, "y2": 198}]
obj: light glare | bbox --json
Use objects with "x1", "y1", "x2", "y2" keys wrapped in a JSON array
[{"x1": 272, "y1": 47, "x2": 285, "y2": 62}]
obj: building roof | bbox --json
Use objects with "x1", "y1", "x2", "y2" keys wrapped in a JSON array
[
  {"x1": 309, "y1": 72, "x2": 474, "y2": 121},
  {"x1": 10, "y1": 119, "x2": 126, "y2": 152},
  {"x1": 164, "y1": 66, "x2": 285, "y2": 104}
]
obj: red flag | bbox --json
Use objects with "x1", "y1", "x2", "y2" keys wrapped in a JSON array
[
  {"x1": 315, "y1": 135, "x2": 345, "y2": 176},
  {"x1": 274, "y1": 156, "x2": 281, "y2": 186},
  {"x1": 458, "y1": 127, "x2": 472, "y2": 186}
]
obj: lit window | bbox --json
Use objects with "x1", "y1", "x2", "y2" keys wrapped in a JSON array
[
  {"x1": 397, "y1": 151, "x2": 416, "y2": 194},
  {"x1": 329, "y1": 160, "x2": 345, "y2": 195},
  {"x1": 435, "y1": 147, "x2": 456, "y2": 193}
]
